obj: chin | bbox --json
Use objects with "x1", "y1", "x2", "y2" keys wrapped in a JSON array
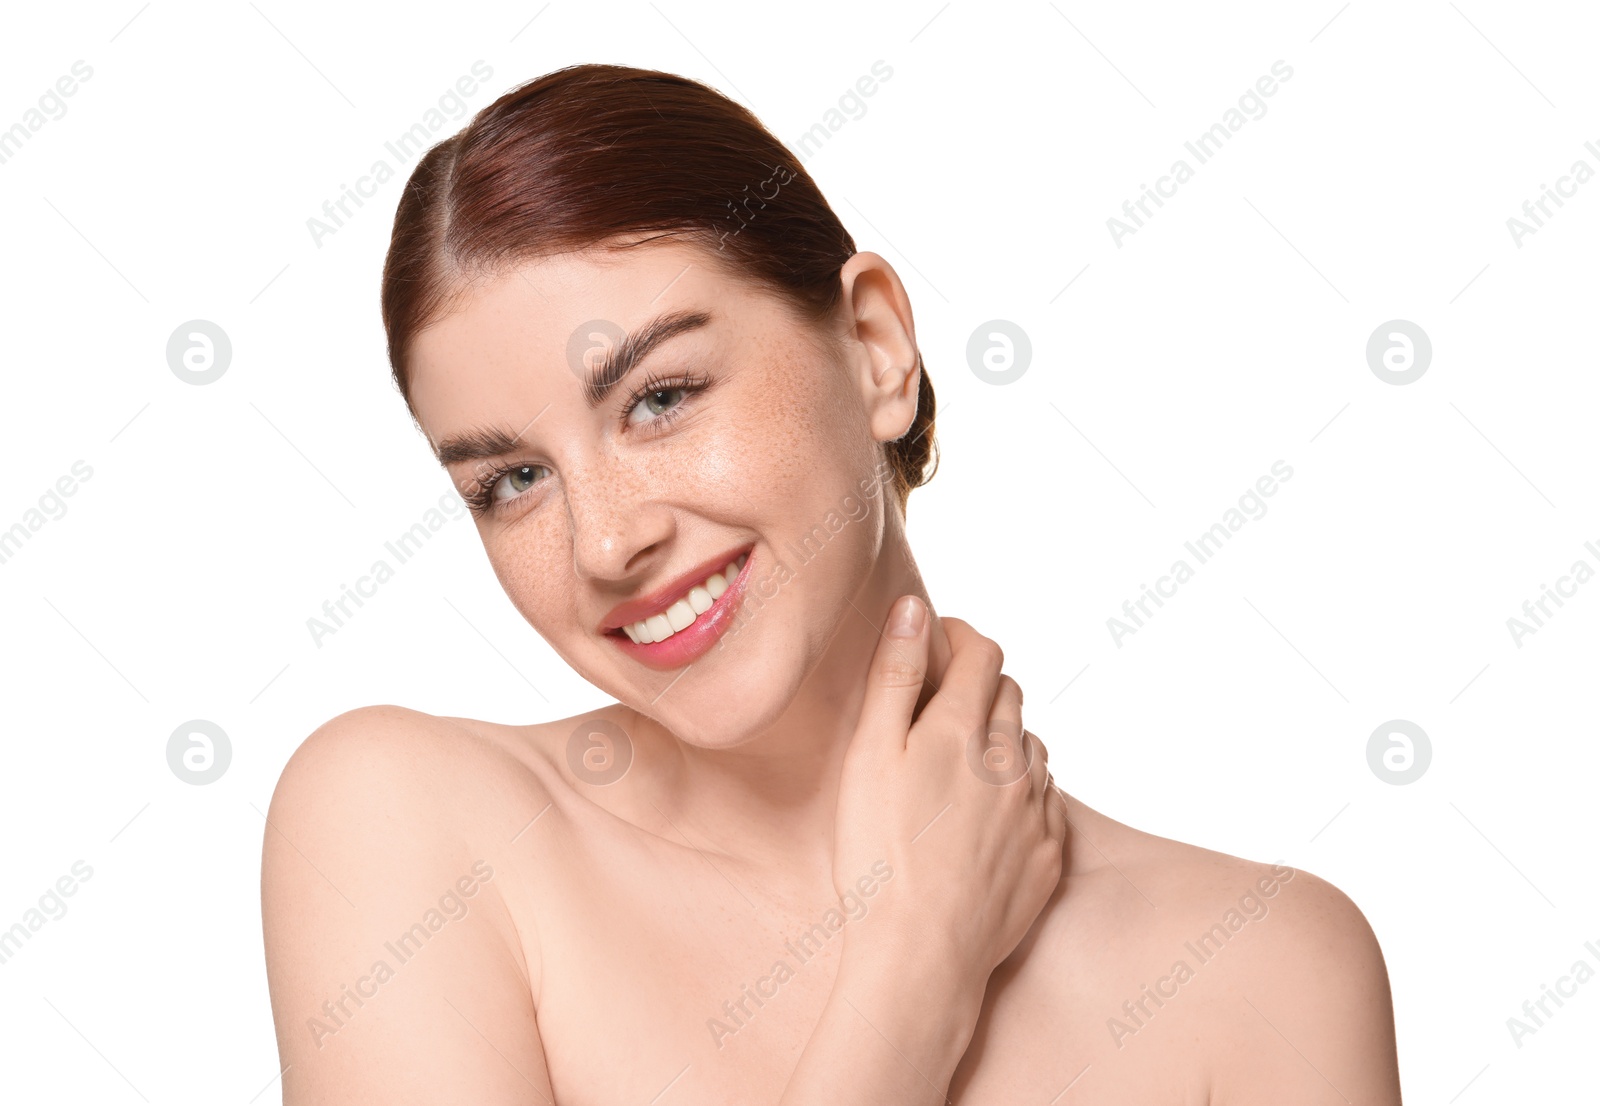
[
  {"x1": 599, "y1": 605, "x2": 816, "y2": 749},
  {"x1": 658, "y1": 630, "x2": 813, "y2": 749}
]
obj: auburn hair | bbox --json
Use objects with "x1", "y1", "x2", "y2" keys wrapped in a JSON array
[{"x1": 380, "y1": 63, "x2": 937, "y2": 510}]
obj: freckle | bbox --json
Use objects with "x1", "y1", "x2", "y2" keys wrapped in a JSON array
[{"x1": 757, "y1": 338, "x2": 828, "y2": 494}]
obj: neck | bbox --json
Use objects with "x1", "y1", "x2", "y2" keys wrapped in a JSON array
[{"x1": 620, "y1": 508, "x2": 950, "y2": 877}]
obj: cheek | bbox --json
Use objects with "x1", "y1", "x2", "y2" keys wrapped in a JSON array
[
  {"x1": 483, "y1": 517, "x2": 570, "y2": 623},
  {"x1": 718, "y1": 351, "x2": 873, "y2": 504}
]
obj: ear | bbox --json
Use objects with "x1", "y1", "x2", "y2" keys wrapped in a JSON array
[{"x1": 837, "y1": 251, "x2": 920, "y2": 444}]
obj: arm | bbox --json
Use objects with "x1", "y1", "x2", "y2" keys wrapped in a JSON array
[
  {"x1": 261, "y1": 706, "x2": 553, "y2": 1105},
  {"x1": 776, "y1": 925, "x2": 988, "y2": 1103}
]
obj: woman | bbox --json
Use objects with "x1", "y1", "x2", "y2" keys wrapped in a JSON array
[{"x1": 262, "y1": 63, "x2": 1402, "y2": 1103}]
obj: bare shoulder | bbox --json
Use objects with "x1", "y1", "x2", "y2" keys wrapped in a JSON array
[
  {"x1": 261, "y1": 704, "x2": 571, "y2": 1104},
  {"x1": 1060, "y1": 793, "x2": 1377, "y2": 931},
  {"x1": 262, "y1": 703, "x2": 576, "y2": 983},
  {"x1": 270, "y1": 703, "x2": 559, "y2": 810},
  {"x1": 1046, "y1": 795, "x2": 1401, "y2": 1103}
]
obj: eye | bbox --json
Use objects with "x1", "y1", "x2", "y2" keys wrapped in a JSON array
[
  {"x1": 464, "y1": 462, "x2": 550, "y2": 514},
  {"x1": 626, "y1": 385, "x2": 690, "y2": 426},
  {"x1": 492, "y1": 464, "x2": 547, "y2": 502},
  {"x1": 618, "y1": 371, "x2": 710, "y2": 430}
]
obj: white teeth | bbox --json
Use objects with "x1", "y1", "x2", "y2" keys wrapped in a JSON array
[
  {"x1": 665, "y1": 599, "x2": 696, "y2": 632},
  {"x1": 624, "y1": 555, "x2": 746, "y2": 645}
]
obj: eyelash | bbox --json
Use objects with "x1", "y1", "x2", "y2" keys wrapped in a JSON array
[{"x1": 460, "y1": 371, "x2": 712, "y2": 515}]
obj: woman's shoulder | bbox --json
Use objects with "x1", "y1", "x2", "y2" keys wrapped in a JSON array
[
  {"x1": 1055, "y1": 793, "x2": 1385, "y2": 970},
  {"x1": 1040, "y1": 794, "x2": 1398, "y2": 1096},
  {"x1": 259, "y1": 705, "x2": 605, "y2": 1000},
  {"x1": 261, "y1": 703, "x2": 603, "y2": 896},
  {"x1": 260, "y1": 703, "x2": 569, "y2": 1096},
  {"x1": 269, "y1": 703, "x2": 584, "y2": 813}
]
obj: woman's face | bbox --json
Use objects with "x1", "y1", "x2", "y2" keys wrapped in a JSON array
[{"x1": 406, "y1": 237, "x2": 915, "y2": 747}]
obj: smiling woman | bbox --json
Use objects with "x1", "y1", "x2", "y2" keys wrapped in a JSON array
[{"x1": 260, "y1": 63, "x2": 1403, "y2": 1105}]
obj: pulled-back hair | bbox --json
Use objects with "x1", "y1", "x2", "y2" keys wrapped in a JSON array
[{"x1": 381, "y1": 63, "x2": 937, "y2": 510}]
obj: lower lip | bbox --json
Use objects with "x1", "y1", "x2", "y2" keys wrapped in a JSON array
[{"x1": 607, "y1": 552, "x2": 755, "y2": 671}]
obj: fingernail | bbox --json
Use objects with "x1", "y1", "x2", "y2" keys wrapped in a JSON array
[{"x1": 889, "y1": 595, "x2": 925, "y2": 638}]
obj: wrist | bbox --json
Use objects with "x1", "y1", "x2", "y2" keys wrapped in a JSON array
[{"x1": 837, "y1": 920, "x2": 988, "y2": 1051}]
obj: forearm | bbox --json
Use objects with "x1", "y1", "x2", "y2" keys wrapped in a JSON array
[{"x1": 778, "y1": 941, "x2": 986, "y2": 1105}]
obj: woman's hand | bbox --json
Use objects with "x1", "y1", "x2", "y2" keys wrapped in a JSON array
[
  {"x1": 778, "y1": 594, "x2": 1066, "y2": 1103},
  {"x1": 832, "y1": 594, "x2": 1067, "y2": 998}
]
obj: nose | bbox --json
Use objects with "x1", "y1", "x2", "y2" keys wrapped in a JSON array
[{"x1": 565, "y1": 454, "x2": 674, "y2": 584}]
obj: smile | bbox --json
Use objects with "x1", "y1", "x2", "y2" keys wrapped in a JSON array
[
  {"x1": 620, "y1": 553, "x2": 748, "y2": 644},
  {"x1": 601, "y1": 546, "x2": 755, "y2": 670}
]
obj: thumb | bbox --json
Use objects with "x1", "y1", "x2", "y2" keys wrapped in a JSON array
[
  {"x1": 914, "y1": 602, "x2": 953, "y2": 723},
  {"x1": 854, "y1": 595, "x2": 931, "y2": 754}
]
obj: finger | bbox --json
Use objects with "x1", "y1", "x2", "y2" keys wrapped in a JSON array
[
  {"x1": 915, "y1": 618, "x2": 1004, "y2": 743},
  {"x1": 853, "y1": 595, "x2": 931, "y2": 754},
  {"x1": 989, "y1": 675, "x2": 1021, "y2": 730},
  {"x1": 971, "y1": 675, "x2": 1025, "y2": 783},
  {"x1": 1043, "y1": 775, "x2": 1068, "y2": 846},
  {"x1": 913, "y1": 606, "x2": 955, "y2": 722},
  {"x1": 1025, "y1": 729, "x2": 1049, "y2": 798}
]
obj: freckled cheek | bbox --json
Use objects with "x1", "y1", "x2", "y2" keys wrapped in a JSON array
[
  {"x1": 695, "y1": 395, "x2": 840, "y2": 508},
  {"x1": 482, "y1": 519, "x2": 572, "y2": 629},
  {"x1": 649, "y1": 416, "x2": 780, "y2": 508},
  {"x1": 675, "y1": 428, "x2": 779, "y2": 503}
]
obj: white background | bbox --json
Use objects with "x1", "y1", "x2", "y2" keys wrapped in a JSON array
[{"x1": 1, "y1": 0, "x2": 1595, "y2": 1101}]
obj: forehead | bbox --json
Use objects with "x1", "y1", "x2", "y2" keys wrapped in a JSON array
[{"x1": 407, "y1": 237, "x2": 766, "y2": 424}]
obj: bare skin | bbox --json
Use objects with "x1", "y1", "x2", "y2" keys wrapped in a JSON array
[{"x1": 262, "y1": 238, "x2": 1402, "y2": 1103}]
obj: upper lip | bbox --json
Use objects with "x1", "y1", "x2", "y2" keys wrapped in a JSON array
[{"x1": 597, "y1": 543, "x2": 752, "y2": 633}]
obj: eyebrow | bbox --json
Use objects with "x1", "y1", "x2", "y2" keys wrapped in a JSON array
[{"x1": 433, "y1": 308, "x2": 714, "y2": 466}]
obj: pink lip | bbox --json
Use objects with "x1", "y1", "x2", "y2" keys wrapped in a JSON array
[
  {"x1": 598, "y1": 543, "x2": 754, "y2": 631},
  {"x1": 604, "y1": 549, "x2": 755, "y2": 671}
]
